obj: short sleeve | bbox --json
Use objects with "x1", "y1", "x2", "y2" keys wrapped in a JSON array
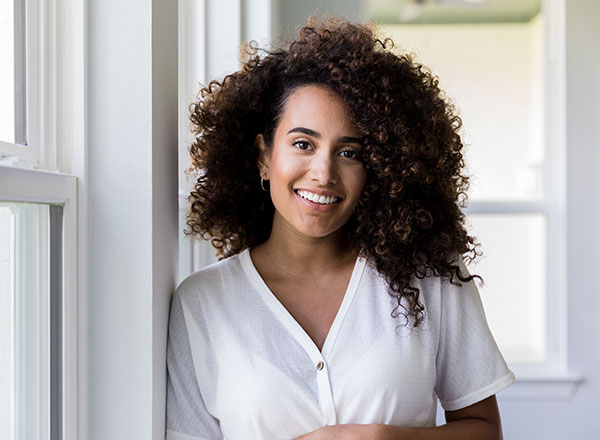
[
  {"x1": 166, "y1": 292, "x2": 224, "y2": 440},
  {"x1": 434, "y1": 259, "x2": 515, "y2": 411}
]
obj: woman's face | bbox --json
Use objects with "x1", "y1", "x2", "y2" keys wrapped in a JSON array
[{"x1": 257, "y1": 85, "x2": 367, "y2": 241}]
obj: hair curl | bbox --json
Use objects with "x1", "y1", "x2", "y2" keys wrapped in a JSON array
[{"x1": 186, "y1": 17, "x2": 481, "y2": 327}]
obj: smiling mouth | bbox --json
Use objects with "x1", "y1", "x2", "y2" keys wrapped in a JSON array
[{"x1": 294, "y1": 189, "x2": 342, "y2": 205}]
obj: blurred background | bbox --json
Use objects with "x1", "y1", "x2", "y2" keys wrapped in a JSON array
[{"x1": 1, "y1": 0, "x2": 598, "y2": 439}]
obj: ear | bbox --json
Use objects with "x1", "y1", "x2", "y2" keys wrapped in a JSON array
[{"x1": 255, "y1": 134, "x2": 271, "y2": 179}]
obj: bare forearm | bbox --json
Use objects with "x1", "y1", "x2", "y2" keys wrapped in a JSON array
[{"x1": 376, "y1": 418, "x2": 502, "y2": 440}]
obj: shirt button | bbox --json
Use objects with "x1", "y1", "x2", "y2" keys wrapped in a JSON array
[{"x1": 316, "y1": 361, "x2": 324, "y2": 370}]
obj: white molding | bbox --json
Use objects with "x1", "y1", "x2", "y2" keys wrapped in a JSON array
[
  {"x1": 13, "y1": 0, "x2": 27, "y2": 145},
  {"x1": 0, "y1": 166, "x2": 76, "y2": 203},
  {"x1": 67, "y1": 0, "x2": 89, "y2": 436},
  {"x1": 18, "y1": 0, "x2": 77, "y2": 173},
  {"x1": 0, "y1": 140, "x2": 38, "y2": 166},
  {"x1": 466, "y1": 200, "x2": 549, "y2": 214},
  {"x1": 25, "y1": 0, "x2": 41, "y2": 168},
  {"x1": 178, "y1": 0, "x2": 207, "y2": 282},
  {"x1": 539, "y1": 0, "x2": 568, "y2": 382},
  {"x1": 501, "y1": 373, "x2": 583, "y2": 400}
]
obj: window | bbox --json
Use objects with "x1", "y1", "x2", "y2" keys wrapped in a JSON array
[
  {"x1": 0, "y1": 0, "x2": 85, "y2": 438},
  {"x1": 0, "y1": 201, "x2": 63, "y2": 439},
  {"x1": 0, "y1": 167, "x2": 77, "y2": 440},
  {"x1": 0, "y1": 0, "x2": 25, "y2": 146}
]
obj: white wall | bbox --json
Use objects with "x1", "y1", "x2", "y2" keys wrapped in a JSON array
[{"x1": 88, "y1": 1, "x2": 178, "y2": 439}]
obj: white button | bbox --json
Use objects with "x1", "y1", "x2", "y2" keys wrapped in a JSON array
[{"x1": 316, "y1": 361, "x2": 324, "y2": 370}]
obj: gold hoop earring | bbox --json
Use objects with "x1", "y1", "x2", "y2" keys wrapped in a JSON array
[{"x1": 261, "y1": 177, "x2": 269, "y2": 192}]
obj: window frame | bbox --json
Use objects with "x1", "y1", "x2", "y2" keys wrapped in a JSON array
[
  {"x1": 0, "y1": 0, "x2": 39, "y2": 167},
  {"x1": 0, "y1": 0, "x2": 87, "y2": 438},
  {"x1": 0, "y1": 165, "x2": 78, "y2": 440}
]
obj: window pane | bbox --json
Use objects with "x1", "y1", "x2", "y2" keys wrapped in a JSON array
[
  {"x1": 466, "y1": 213, "x2": 546, "y2": 364},
  {"x1": 0, "y1": 0, "x2": 15, "y2": 143},
  {"x1": 0, "y1": 0, "x2": 25, "y2": 146},
  {"x1": 0, "y1": 206, "x2": 15, "y2": 439},
  {"x1": 0, "y1": 202, "x2": 52, "y2": 440},
  {"x1": 378, "y1": 3, "x2": 544, "y2": 200}
]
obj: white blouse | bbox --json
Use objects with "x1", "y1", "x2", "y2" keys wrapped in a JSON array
[{"x1": 166, "y1": 249, "x2": 514, "y2": 440}]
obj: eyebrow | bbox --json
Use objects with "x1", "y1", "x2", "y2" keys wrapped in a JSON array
[{"x1": 287, "y1": 127, "x2": 362, "y2": 145}]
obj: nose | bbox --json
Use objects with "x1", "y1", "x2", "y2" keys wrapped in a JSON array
[{"x1": 310, "y1": 150, "x2": 338, "y2": 185}]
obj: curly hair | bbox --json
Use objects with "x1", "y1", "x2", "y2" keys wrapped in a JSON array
[{"x1": 186, "y1": 17, "x2": 481, "y2": 327}]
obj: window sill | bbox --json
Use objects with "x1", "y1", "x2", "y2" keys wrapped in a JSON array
[{"x1": 500, "y1": 372, "x2": 584, "y2": 400}]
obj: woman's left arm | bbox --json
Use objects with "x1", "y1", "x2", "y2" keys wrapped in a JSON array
[{"x1": 293, "y1": 395, "x2": 503, "y2": 440}]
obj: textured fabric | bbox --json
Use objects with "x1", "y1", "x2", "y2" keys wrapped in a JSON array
[{"x1": 165, "y1": 248, "x2": 514, "y2": 440}]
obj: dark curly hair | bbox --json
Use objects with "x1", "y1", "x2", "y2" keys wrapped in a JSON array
[{"x1": 186, "y1": 17, "x2": 481, "y2": 327}]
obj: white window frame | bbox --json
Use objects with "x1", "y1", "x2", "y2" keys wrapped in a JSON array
[
  {"x1": 0, "y1": 0, "x2": 87, "y2": 439},
  {"x1": 0, "y1": 166, "x2": 78, "y2": 439},
  {"x1": 0, "y1": 0, "x2": 41, "y2": 167}
]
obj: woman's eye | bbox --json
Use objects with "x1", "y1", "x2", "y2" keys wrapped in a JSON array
[
  {"x1": 292, "y1": 140, "x2": 312, "y2": 150},
  {"x1": 339, "y1": 149, "x2": 362, "y2": 160}
]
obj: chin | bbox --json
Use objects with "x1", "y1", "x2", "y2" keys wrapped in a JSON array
[{"x1": 294, "y1": 223, "x2": 344, "y2": 240}]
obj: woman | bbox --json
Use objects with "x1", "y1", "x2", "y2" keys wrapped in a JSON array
[{"x1": 166, "y1": 17, "x2": 514, "y2": 440}]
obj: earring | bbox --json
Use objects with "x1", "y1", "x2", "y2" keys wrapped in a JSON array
[{"x1": 260, "y1": 177, "x2": 269, "y2": 192}]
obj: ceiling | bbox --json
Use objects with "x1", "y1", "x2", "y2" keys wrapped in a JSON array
[{"x1": 368, "y1": 0, "x2": 541, "y2": 24}]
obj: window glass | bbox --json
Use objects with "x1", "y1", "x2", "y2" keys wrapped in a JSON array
[
  {"x1": 0, "y1": 202, "x2": 52, "y2": 440},
  {"x1": 467, "y1": 213, "x2": 546, "y2": 364},
  {"x1": 377, "y1": 3, "x2": 544, "y2": 200},
  {"x1": 0, "y1": 0, "x2": 15, "y2": 143},
  {"x1": 0, "y1": 205, "x2": 14, "y2": 438}
]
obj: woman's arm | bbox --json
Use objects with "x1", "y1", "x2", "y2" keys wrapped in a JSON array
[
  {"x1": 377, "y1": 395, "x2": 503, "y2": 440},
  {"x1": 293, "y1": 395, "x2": 503, "y2": 440}
]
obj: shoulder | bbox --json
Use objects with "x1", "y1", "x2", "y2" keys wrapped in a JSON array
[
  {"x1": 361, "y1": 254, "x2": 478, "y2": 325},
  {"x1": 175, "y1": 251, "x2": 246, "y2": 302}
]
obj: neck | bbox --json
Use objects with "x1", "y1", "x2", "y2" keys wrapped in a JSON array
[{"x1": 253, "y1": 214, "x2": 357, "y2": 278}]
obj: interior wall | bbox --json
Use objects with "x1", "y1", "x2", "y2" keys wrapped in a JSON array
[{"x1": 88, "y1": 1, "x2": 178, "y2": 439}]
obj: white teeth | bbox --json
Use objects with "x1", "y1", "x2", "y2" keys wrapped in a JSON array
[{"x1": 296, "y1": 190, "x2": 341, "y2": 205}]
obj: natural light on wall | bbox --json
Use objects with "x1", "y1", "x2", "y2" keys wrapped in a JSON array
[{"x1": 373, "y1": 0, "x2": 546, "y2": 366}]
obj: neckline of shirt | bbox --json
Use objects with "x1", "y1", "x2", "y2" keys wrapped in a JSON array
[{"x1": 239, "y1": 248, "x2": 367, "y2": 361}]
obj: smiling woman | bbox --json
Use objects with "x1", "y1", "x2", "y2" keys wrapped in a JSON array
[{"x1": 167, "y1": 16, "x2": 514, "y2": 440}]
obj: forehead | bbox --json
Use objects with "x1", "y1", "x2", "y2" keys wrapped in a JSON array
[{"x1": 277, "y1": 85, "x2": 357, "y2": 134}]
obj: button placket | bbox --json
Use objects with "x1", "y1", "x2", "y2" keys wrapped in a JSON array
[{"x1": 314, "y1": 357, "x2": 337, "y2": 426}]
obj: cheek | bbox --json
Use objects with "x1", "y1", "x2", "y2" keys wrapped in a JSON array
[
  {"x1": 345, "y1": 167, "x2": 367, "y2": 196},
  {"x1": 270, "y1": 151, "x2": 303, "y2": 185}
]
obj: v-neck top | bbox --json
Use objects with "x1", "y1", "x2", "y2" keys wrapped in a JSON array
[
  {"x1": 166, "y1": 249, "x2": 514, "y2": 440},
  {"x1": 240, "y1": 249, "x2": 367, "y2": 358}
]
